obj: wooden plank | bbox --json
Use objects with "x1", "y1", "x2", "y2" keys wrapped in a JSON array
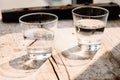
[
  {"x1": 103, "y1": 27, "x2": 120, "y2": 64},
  {"x1": 49, "y1": 49, "x2": 70, "y2": 80},
  {"x1": 35, "y1": 59, "x2": 58, "y2": 80},
  {"x1": 0, "y1": 20, "x2": 120, "y2": 80},
  {"x1": 53, "y1": 28, "x2": 120, "y2": 80}
]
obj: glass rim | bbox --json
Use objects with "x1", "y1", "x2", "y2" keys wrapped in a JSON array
[
  {"x1": 72, "y1": 6, "x2": 109, "y2": 18},
  {"x1": 19, "y1": 12, "x2": 58, "y2": 25}
]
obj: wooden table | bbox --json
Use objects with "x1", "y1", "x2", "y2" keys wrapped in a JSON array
[{"x1": 0, "y1": 19, "x2": 120, "y2": 80}]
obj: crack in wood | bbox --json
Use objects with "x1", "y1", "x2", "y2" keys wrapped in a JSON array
[
  {"x1": 49, "y1": 58, "x2": 60, "y2": 80},
  {"x1": 51, "y1": 56, "x2": 58, "y2": 65},
  {"x1": 51, "y1": 55, "x2": 69, "y2": 80},
  {"x1": 54, "y1": 49, "x2": 71, "y2": 80}
]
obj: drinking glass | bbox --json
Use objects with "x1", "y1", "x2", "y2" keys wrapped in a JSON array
[
  {"x1": 19, "y1": 12, "x2": 58, "y2": 68},
  {"x1": 72, "y1": 6, "x2": 109, "y2": 59}
]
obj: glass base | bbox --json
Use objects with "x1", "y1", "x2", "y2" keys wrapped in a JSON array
[{"x1": 78, "y1": 43, "x2": 100, "y2": 51}]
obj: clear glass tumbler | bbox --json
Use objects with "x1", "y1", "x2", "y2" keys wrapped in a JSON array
[
  {"x1": 19, "y1": 12, "x2": 58, "y2": 68},
  {"x1": 72, "y1": 6, "x2": 109, "y2": 59}
]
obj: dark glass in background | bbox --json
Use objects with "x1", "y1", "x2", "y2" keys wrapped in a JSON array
[{"x1": 72, "y1": 0, "x2": 93, "y2": 4}]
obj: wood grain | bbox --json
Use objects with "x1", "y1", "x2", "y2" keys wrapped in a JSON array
[
  {"x1": 53, "y1": 28, "x2": 120, "y2": 80},
  {"x1": 0, "y1": 20, "x2": 120, "y2": 80}
]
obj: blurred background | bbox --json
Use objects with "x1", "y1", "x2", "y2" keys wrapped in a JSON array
[
  {"x1": 0, "y1": 0, "x2": 120, "y2": 19},
  {"x1": 0, "y1": 0, "x2": 120, "y2": 10}
]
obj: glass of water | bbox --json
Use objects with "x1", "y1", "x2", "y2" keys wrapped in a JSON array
[
  {"x1": 19, "y1": 12, "x2": 58, "y2": 68},
  {"x1": 72, "y1": 6, "x2": 109, "y2": 59},
  {"x1": 0, "y1": 12, "x2": 58, "y2": 80}
]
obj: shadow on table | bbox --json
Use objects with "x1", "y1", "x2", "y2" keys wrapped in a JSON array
[
  {"x1": 0, "y1": 54, "x2": 48, "y2": 79},
  {"x1": 61, "y1": 45, "x2": 97, "y2": 60},
  {"x1": 9, "y1": 54, "x2": 47, "y2": 70},
  {"x1": 72, "y1": 43, "x2": 120, "y2": 80}
]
